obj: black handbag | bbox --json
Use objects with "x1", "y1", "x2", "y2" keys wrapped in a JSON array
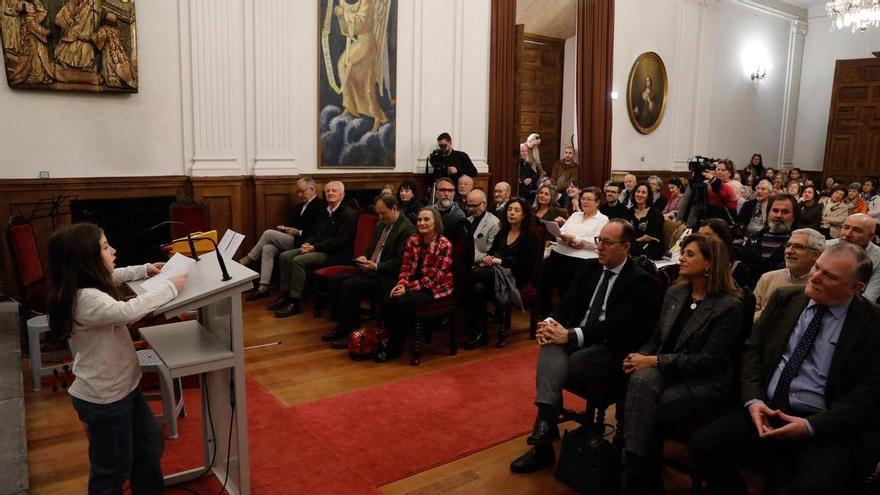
[{"x1": 554, "y1": 425, "x2": 620, "y2": 494}]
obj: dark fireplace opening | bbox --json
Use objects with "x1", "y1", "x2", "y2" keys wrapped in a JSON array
[{"x1": 71, "y1": 197, "x2": 177, "y2": 267}]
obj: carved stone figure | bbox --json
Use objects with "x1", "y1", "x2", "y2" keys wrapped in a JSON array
[
  {"x1": 10, "y1": 0, "x2": 54, "y2": 84},
  {"x1": 91, "y1": 12, "x2": 134, "y2": 88}
]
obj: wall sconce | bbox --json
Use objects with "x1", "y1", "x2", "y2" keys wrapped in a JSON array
[{"x1": 750, "y1": 66, "x2": 767, "y2": 81}]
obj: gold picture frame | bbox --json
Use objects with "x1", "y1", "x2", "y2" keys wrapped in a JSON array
[{"x1": 626, "y1": 51, "x2": 667, "y2": 135}]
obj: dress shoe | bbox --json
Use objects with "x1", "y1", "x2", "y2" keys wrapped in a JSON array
[
  {"x1": 526, "y1": 419, "x2": 559, "y2": 446},
  {"x1": 273, "y1": 300, "x2": 301, "y2": 318},
  {"x1": 267, "y1": 296, "x2": 290, "y2": 311},
  {"x1": 509, "y1": 446, "x2": 555, "y2": 473},
  {"x1": 321, "y1": 327, "x2": 345, "y2": 342},
  {"x1": 245, "y1": 289, "x2": 270, "y2": 301},
  {"x1": 329, "y1": 337, "x2": 349, "y2": 349},
  {"x1": 463, "y1": 332, "x2": 488, "y2": 350}
]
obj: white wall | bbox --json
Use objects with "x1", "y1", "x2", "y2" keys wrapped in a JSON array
[
  {"x1": 0, "y1": 0, "x2": 491, "y2": 179},
  {"x1": 0, "y1": 2, "x2": 184, "y2": 178},
  {"x1": 559, "y1": 35, "x2": 577, "y2": 159},
  {"x1": 611, "y1": 0, "x2": 806, "y2": 173},
  {"x1": 792, "y1": 5, "x2": 880, "y2": 172}
]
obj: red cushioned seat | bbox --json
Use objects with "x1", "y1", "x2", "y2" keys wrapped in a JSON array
[
  {"x1": 413, "y1": 297, "x2": 456, "y2": 319},
  {"x1": 311, "y1": 212, "x2": 378, "y2": 317},
  {"x1": 313, "y1": 265, "x2": 358, "y2": 278}
]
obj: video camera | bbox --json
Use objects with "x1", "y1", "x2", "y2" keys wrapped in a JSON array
[{"x1": 688, "y1": 156, "x2": 718, "y2": 176}]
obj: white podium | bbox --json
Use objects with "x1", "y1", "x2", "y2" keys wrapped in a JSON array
[{"x1": 131, "y1": 254, "x2": 257, "y2": 495}]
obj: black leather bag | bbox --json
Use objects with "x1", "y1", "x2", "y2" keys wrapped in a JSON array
[{"x1": 554, "y1": 425, "x2": 620, "y2": 494}]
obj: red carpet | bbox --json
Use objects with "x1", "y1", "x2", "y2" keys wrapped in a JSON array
[{"x1": 160, "y1": 345, "x2": 581, "y2": 493}]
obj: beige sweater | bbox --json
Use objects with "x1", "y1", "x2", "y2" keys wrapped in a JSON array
[
  {"x1": 68, "y1": 265, "x2": 178, "y2": 404},
  {"x1": 753, "y1": 268, "x2": 808, "y2": 322}
]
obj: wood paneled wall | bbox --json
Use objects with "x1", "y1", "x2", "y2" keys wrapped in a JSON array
[{"x1": 0, "y1": 173, "x2": 489, "y2": 296}]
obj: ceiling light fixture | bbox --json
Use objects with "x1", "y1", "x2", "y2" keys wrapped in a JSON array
[{"x1": 826, "y1": 0, "x2": 880, "y2": 33}]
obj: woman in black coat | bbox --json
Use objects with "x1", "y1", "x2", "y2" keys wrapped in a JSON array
[{"x1": 629, "y1": 182, "x2": 666, "y2": 260}]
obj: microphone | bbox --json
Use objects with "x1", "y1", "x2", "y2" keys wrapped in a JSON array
[
  {"x1": 149, "y1": 220, "x2": 232, "y2": 282},
  {"x1": 150, "y1": 220, "x2": 199, "y2": 261}
]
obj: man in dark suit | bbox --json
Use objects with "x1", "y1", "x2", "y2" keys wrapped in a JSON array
[
  {"x1": 323, "y1": 194, "x2": 415, "y2": 347},
  {"x1": 270, "y1": 180, "x2": 359, "y2": 317},
  {"x1": 239, "y1": 177, "x2": 325, "y2": 300},
  {"x1": 690, "y1": 242, "x2": 880, "y2": 494},
  {"x1": 510, "y1": 219, "x2": 662, "y2": 473}
]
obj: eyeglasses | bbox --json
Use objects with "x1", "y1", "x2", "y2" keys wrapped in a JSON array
[
  {"x1": 594, "y1": 237, "x2": 626, "y2": 246},
  {"x1": 436, "y1": 188, "x2": 455, "y2": 193},
  {"x1": 784, "y1": 242, "x2": 818, "y2": 251},
  {"x1": 604, "y1": 190, "x2": 619, "y2": 195}
]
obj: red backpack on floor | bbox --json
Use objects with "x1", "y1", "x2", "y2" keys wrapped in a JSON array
[{"x1": 348, "y1": 327, "x2": 383, "y2": 361}]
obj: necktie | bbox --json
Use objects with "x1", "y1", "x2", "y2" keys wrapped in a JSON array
[
  {"x1": 769, "y1": 304, "x2": 829, "y2": 410},
  {"x1": 584, "y1": 270, "x2": 614, "y2": 327},
  {"x1": 369, "y1": 226, "x2": 391, "y2": 263}
]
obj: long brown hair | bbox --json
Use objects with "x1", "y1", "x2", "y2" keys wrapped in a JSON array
[
  {"x1": 47, "y1": 223, "x2": 120, "y2": 342},
  {"x1": 677, "y1": 233, "x2": 740, "y2": 298}
]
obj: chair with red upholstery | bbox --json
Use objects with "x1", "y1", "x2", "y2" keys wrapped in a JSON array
[
  {"x1": 4, "y1": 213, "x2": 48, "y2": 314},
  {"x1": 497, "y1": 222, "x2": 548, "y2": 347},
  {"x1": 169, "y1": 198, "x2": 210, "y2": 238},
  {"x1": 311, "y1": 212, "x2": 379, "y2": 317},
  {"x1": 409, "y1": 220, "x2": 472, "y2": 366}
]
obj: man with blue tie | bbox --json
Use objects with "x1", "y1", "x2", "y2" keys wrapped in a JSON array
[
  {"x1": 509, "y1": 219, "x2": 661, "y2": 473},
  {"x1": 690, "y1": 242, "x2": 880, "y2": 494}
]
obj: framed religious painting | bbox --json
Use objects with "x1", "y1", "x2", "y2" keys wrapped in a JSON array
[
  {"x1": 1, "y1": 0, "x2": 138, "y2": 93},
  {"x1": 318, "y1": 0, "x2": 397, "y2": 168},
  {"x1": 626, "y1": 51, "x2": 667, "y2": 135}
]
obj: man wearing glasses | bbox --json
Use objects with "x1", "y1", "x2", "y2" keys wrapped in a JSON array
[
  {"x1": 510, "y1": 219, "x2": 661, "y2": 473},
  {"x1": 433, "y1": 176, "x2": 467, "y2": 234},
  {"x1": 827, "y1": 213, "x2": 880, "y2": 303},
  {"x1": 753, "y1": 228, "x2": 825, "y2": 321},
  {"x1": 600, "y1": 181, "x2": 630, "y2": 220},
  {"x1": 465, "y1": 189, "x2": 500, "y2": 262}
]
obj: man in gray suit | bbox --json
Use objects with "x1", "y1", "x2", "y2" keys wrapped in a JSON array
[{"x1": 465, "y1": 189, "x2": 500, "y2": 263}]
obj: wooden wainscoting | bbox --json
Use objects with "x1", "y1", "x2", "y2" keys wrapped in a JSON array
[{"x1": 0, "y1": 176, "x2": 190, "y2": 296}]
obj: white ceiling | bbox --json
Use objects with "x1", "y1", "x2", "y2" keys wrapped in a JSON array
[{"x1": 515, "y1": 0, "x2": 577, "y2": 39}]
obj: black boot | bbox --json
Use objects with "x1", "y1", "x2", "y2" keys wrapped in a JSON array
[
  {"x1": 267, "y1": 294, "x2": 290, "y2": 311},
  {"x1": 273, "y1": 298, "x2": 301, "y2": 318},
  {"x1": 510, "y1": 445, "x2": 555, "y2": 473}
]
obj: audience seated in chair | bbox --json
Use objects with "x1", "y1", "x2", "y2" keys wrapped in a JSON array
[
  {"x1": 629, "y1": 181, "x2": 666, "y2": 260},
  {"x1": 533, "y1": 183, "x2": 568, "y2": 226},
  {"x1": 397, "y1": 180, "x2": 424, "y2": 225},
  {"x1": 465, "y1": 189, "x2": 501, "y2": 266},
  {"x1": 269, "y1": 180, "x2": 358, "y2": 317},
  {"x1": 753, "y1": 228, "x2": 824, "y2": 321},
  {"x1": 827, "y1": 213, "x2": 880, "y2": 303},
  {"x1": 490, "y1": 181, "x2": 512, "y2": 219},
  {"x1": 239, "y1": 177, "x2": 324, "y2": 300},
  {"x1": 599, "y1": 181, "x2": 630, "y2": 220},
  {"x1": 690, "y1": 243, "x2": 880, "y2": 495},
  {"x1": 432, "y1": 176, "x2": 467, "y2": 235},
  {"x1": 465, "y1": 197, "x2": 536, "y2": 349},
  {"x1": 509, "y1": 219, "x2": 661, "y2": 474},
  {"x1": 737, "y1": 180, "x2": 772, "y2": 237},
  {"x1": 536, "y1": 187, "x2": 609, "y2": 316},
  {"x1": 620, "y1": 234, "x2": 743, "y2": 494},
  {"x1": 734, "y1": 194, "x2": 798, "y2": 289},
  {"x1": 322, "y1": 194, "x2": 414, "y2": 348},
  {"x1": 380, "y1": 207, "x2": 454, "y2": 361}
]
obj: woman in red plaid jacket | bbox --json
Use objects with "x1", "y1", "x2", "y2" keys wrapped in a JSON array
[{"x1": 380, "y1": 207, "x2": 454, "y2": 361}]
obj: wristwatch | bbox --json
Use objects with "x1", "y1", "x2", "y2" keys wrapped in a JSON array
[{"x1": 567, "y1": 329, "x2": 578, "y2": 345}]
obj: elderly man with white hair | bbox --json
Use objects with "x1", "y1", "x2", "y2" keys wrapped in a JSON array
[
  {"x1": 269, "y1": 181, "x2": 359, "y2": 317},
  {"x1": 753, "y1": 228, "x2": 825, "y2": 321},
  {"x1": 492, "y1": 181, "x2": 512, "y2": 218},
  {"x1": 827, "y1": 213, "x2": 880, "y2": 302}
]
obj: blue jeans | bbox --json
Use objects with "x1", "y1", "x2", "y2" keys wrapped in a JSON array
[{"x1": 71, "y1": 388, "x2": 165, "y2": 495}]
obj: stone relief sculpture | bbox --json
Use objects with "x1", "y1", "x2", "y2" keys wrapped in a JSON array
[{"x1": 1, "y1": 0, "x2": 137, "y2": 92}]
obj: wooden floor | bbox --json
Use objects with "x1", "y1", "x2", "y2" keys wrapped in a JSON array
[{"x1": 23, "y1": 292, "x2": 694, "y2": 494}]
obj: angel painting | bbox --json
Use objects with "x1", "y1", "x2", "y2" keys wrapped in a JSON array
[{"x1": 319, "y1": 0, "x2": 396, "y2": 168}]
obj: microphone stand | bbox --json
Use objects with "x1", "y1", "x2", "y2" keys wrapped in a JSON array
[{"x1": 190, "y1": 237, "x2": 232, "y2": 282}]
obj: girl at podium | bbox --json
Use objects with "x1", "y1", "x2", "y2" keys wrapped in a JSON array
[{"x1": 46, "y1": 223, "x2": 186, "y2": 494}]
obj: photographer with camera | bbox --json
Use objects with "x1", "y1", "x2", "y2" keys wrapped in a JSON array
[
  {"x1": 428, "y1": 132, "x2": 477, "y2": 185},
  {"x1": 679, "y1": 157, "x2": 738, "y2": 227}
]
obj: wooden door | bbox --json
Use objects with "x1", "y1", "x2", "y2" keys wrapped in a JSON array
[
  {"x1": 824, "y1": 57, "x2": 880, "y2": 182},
  {"x1": 515, "y1": 32, "x2": 565, "y2": 168}
]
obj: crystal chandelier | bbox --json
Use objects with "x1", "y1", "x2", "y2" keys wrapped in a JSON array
[{"x1": 826, "y1": 0, "x2": 880, "y2": 33}]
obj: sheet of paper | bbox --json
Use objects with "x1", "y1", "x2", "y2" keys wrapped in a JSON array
[
  {"x1": 141, "y1": 253, "x2": 196, "y2": 291},
  {"x1": 218, "y1": 229, "x2": 245, "y2": 259},
  {"x1": 540, "y1": 219, "x2": 563, "y2": 240}
]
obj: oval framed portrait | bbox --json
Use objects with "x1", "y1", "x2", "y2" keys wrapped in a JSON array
[{"x1": 626, "y1": 52, "x2": 668, "y2": 135}]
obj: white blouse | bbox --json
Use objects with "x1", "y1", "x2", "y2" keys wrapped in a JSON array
[
  {"x1": 68, "y1": 264, "x2": 178, "y2": 404},
  {"x1": 553, "y1": 211, "x2": 609, "y2": 259}
]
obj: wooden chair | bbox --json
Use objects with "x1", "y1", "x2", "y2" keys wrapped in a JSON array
[
  {"x1": 4, "y1": 213, "x2": 48, "y2": 314},
  {"x1": 169, "y1": 198, "x2": 210, "y2": 238},
  {"x1": 497, "y1": 222, "x2": 548, "y2": 346},
  {"x1": 409, "y1": 221, "x2": 471, "y2": 366},
  {"x1": 311, "y1": 212, "x2": 379, "y2": 317}
]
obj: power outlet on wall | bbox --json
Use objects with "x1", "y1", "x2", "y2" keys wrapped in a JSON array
[
  {"x1": 39, "y1": 171, "x2": 50, "y2": 179},
  {"x1": 640, "y1": 156, "x2": 645, "y2": 162}
]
